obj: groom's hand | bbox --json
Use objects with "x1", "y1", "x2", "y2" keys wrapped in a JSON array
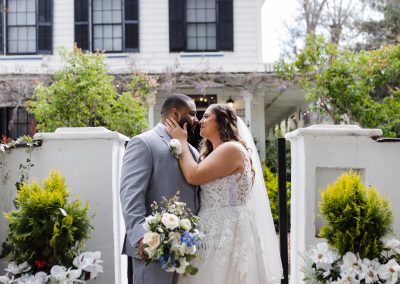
[
  {"x1": 165, "y1": 118, "x2": 188, "y2": 142},
  {"x1": 138, "y1": 239, "x2": 147, "y2": 261}
]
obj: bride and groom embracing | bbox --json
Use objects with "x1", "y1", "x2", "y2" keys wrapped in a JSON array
[{"x1": 120, "y1": 94, "x2": 282, "y2": 284}]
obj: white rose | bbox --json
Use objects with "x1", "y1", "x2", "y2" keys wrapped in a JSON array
[
  {"x1": 169, "y1": 232, "x2": 181, "y2": 246},
  {"x1": 169, "y1": 139, "x2": 181, "y2": 148},
  {"x1": 180, "y1": 219, "x2": 192, "y2": 231},
  {"x1": 171, "y1": 244, "x2": 187, "y2": 256},
  {"x1": 186, "y1": 245, "x2": 197, "y2": 255},
  {"x1": 144, "y1": 247, "x2": 156, "y2": 258},
  {"x1": 166, "y1": 266, "x2": 176, "y2": 272},
  {"x1": 143, "y1": 232, "x2": 161, "y2": 250},
  {"x1": 143, "y1": 215, "x2": 156, "y2": 231},
  {"x1": 176, "y1": 258, "x2": 189, "y2": 274},
  {"x1": 169, "y1": 139, "x2": 183, "y2": 158},
  {"x1": 177, "y1": 244, "x2": 187, "y2": 256},
  {"x1": 161, "y1": 213, "x2": 180, "y2": 230}
]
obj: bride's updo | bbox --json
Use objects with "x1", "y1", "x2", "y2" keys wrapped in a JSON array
[{"x1": 199, "y1": 104, "x2": 249, "y2": 160}]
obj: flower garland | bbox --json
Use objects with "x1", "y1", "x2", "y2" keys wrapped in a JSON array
[
  {"x1": 303, "y1": 238, "x2": 400, "y2": 283},
  {"x1": 0, "y1": 252, "x2": 103, "y2": 284},
  {"x1": 0, "y1": 136, "x2": 40, "y2": 153}
]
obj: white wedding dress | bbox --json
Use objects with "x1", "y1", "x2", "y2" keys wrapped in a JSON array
[{"x1": 178, "y1": 140, "x2": 282, "y2": 284}]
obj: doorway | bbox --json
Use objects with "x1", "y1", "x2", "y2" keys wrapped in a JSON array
[
  {"x1": 188, "y1": 95, "x2": 217, "y2": 150},
  {"x1": 188, "y1": 110, "x2": 204, "y2": 150}
]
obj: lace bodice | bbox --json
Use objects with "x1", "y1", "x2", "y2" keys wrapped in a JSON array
[{"x1": 200, "y1": 144, "x2": 253, "y2": 209}]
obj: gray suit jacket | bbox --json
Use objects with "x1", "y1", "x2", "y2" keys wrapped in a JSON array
[{"x1": 120, "y1": 123, "x2": 199, "y2": 284}]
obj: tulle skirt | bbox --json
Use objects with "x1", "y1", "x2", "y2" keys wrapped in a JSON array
[{"x1": 177, "y1": 206, "x2": 280, "y2": 284}]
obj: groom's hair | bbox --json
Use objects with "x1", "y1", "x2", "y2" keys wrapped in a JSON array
[{"x1": 160, "y1": 93, "x2": 193, "y2": 117}]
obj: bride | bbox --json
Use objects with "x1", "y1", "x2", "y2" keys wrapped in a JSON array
[{"x1": 165, "y1": 104, "x2": 282, "y2": 284}]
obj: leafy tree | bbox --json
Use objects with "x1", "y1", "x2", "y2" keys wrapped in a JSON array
[
  {"x1": 27, "y1": 47, "x2": 154, "y2": 137},
  {"x1": 357, "y1": 0, "x2": 400, "y2": 49},
  {"x1": 276, "y1": 35, "x2": 400, "y2": 137},
  {"x1": 281, "y1": 0, "x2": 367, "y2": 58}
]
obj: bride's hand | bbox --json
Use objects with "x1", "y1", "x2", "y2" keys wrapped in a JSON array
[{"x1": 165, "y1": 118, "x2": 188, "y2": 142}]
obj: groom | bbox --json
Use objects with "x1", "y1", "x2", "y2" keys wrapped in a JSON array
[{"x1": 120, "y1": 93, "x2": 199, "y2": 284}]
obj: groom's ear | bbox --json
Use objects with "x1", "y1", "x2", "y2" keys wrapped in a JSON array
[{"x1": 171, "y1": 108, "x2": 180, "y2": 120}]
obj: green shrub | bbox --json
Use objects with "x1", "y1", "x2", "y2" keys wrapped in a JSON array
[
  {"x1": 319, "y1": 171, "x2": 393, "y2": 259},
  {"x1": 265, "y1": 137, "x2": 291, "y2": 179},
  {"x1": 263, "y1": 163, "x2": 291, "y2": 231},
  {"x1": 3, "y1": 170, "x2": 93, "y2": 273}
]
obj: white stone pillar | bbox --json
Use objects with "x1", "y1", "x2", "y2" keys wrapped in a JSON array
[
  {"x1": 148, "y1": 105, "x2": 155, "y2": 129},
  {"x1": 0, "y1": 127, "x2": 129, "y2": 284},
  {"x1": 285, "y1": 125, "x2": 385, "y2": 284},
  {"x1": 297, "y1": 107, "x2": 304, "y2": 128},
  {"x1": 241, "y1": 90, "x2": 253, "y2": 128}
]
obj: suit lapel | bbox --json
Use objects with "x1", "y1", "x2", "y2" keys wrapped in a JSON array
[
  {"x1": 154, "y1": 123, "x2": 171, "y2": 148},
  {"x1": 154, "y1": 123, "x2": 200, "y2": 212},
  {"x1": 188, "y1": 144, "x2": 200, "y2": 162}
]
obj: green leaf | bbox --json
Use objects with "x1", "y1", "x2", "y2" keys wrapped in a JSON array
[{"x1": 185, "y1": 264, "x2": 199, "y2": 275}]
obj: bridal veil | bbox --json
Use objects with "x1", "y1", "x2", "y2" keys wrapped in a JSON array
[{"x1": 237, "y1": 117, "x2": 283, "y2": 283}]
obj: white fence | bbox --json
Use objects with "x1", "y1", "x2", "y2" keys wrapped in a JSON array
[
  {"x1": 286, "y1": 125, "x2": 400, "y2": 284},
  {"x1": 0, "y1": 127, "x2": 129, "y2": 284},
  {"x1": 2, "y1": 125, "x2": 400, "y2": 284}
]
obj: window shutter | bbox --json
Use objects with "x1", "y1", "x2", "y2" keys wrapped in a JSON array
[
  {"x1": 169, "y1": 0, "x2": 185, "y2": 52},
  {"x1": 125, "y1": 0, "x2": 139, "y2": 51},
  {"x1": 217, "y1": 0, "x2": 233, "y2": 51},
  {"x1": 38, "y1": 0, "x2": 52, "y2": 54},
  {"x1": 74, "y1": 0, "x2": 89, "y2": 50}
]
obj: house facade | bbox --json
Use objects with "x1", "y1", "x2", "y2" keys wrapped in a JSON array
[{"x1": 0, "y1": 0, "x2": 306, "y2": 159}]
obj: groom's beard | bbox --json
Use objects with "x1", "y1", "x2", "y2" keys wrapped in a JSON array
[{"x1": 178, "y1": 117, "x2": 196, "y2": 138}]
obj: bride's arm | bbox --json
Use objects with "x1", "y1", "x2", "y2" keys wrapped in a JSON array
[{"x1": 166, "y1": 119, "x2": 243, "y2": 185}]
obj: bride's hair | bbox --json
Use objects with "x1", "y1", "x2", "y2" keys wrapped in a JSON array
[{"x1": 199, "y1": 104, "x2": 255, "y2": 180}]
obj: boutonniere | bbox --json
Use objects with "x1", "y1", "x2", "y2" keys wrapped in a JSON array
[{"x1": 169, "y1": 139, "x2": 183, "y2": 159}]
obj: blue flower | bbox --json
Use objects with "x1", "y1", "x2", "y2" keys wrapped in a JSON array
[
  {"x1": 159, "y1": 253, "x2": 170, "y2": 270},
  {"x1": 159, "y1": 256, "x2": 166, "y2": 269},
  {"x1": 181, "y1": 231, "x2": 199, "y2": 247}
]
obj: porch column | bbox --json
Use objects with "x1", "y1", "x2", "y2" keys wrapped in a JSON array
[
  {"x1": 241, "y1": 90, "x2": 253, "y2": 128},
  {"x1": 147, "y1": 105, "x2": 154, "y2": 129}
]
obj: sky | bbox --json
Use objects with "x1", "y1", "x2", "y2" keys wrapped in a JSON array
[{"x1": 262, "y1": 0, "x2": 298, "y2": 63}]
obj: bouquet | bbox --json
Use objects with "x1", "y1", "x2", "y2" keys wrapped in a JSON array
[
  {"x1": 141, "y1": 193, "x2": 204, "y2": 275},
  {"x1": 302, "y1": 239, "x2": 400, "y2": 284}
]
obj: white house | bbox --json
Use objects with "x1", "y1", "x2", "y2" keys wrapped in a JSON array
[{"x1": 0, "y1": 0, "x2": 307, "y2": 158}]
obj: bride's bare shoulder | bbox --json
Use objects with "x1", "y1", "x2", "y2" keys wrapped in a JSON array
[{"x1": 213, "y1": 141, "x2": 244, "y2": 157}]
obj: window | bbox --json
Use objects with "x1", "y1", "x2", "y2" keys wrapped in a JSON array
[
  {"x1": 169, "y1": 0, "x2": 233, "y2": 52},
  {"x1": 186, "y1": 0, "x2": 216, "y2": 51},
  {"x1": 74, "y1": 0, "x2": 139, "y2": 53},
  {"x1": 0, "y1": 107, "x2": 36, "y2": 139},
  {"x1": 0, "y1": 0, "x2": 52, "y2": 55}
]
